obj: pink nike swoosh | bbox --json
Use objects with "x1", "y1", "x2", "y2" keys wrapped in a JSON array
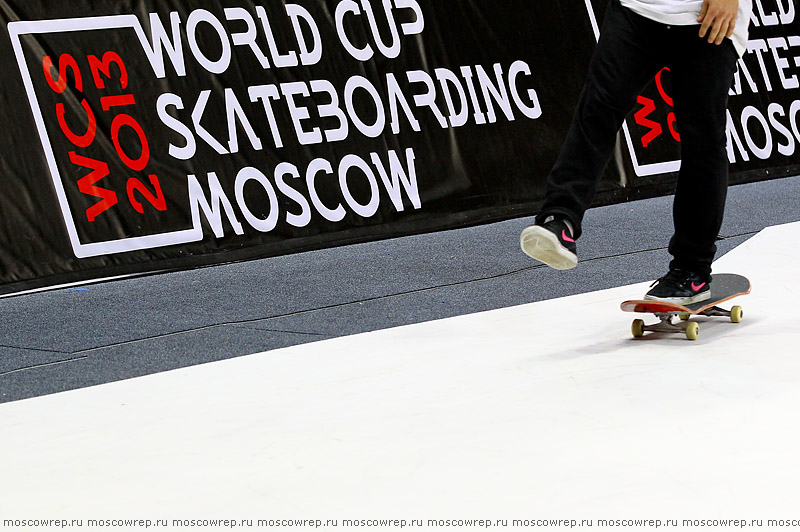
[
  {"x1": 561, "y1": 230, "x2": 575, "y2": 243},
  {"x1": 691, "y1": 282, "x2": 707, "y2": 291}
]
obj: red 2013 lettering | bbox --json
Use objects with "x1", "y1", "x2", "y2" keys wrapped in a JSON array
[
  {"x1": 127, "y1": 175, "x2": 167, "y2": 214},
  {"x1": 88, "y1": 51, "x2": 128, "y2": 90}
]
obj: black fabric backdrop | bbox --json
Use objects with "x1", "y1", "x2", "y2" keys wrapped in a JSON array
[{"x1": 1, "y1": 0, "x2": 797, "y2": 295}]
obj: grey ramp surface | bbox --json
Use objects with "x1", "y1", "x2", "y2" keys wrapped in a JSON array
[
  {"x1": 1, "y1": 327, "x2": 326, "y2": 403},
  {"x1": 1, "y1": 175, "x2": 799, "y2": 403},
  {"x1": 0, "y1": 248, "x2": 681, "y2": 403}
]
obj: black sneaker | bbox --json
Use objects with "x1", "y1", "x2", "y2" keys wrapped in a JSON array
[
  {"x1": 520, "y1": 217, "x2": 578, "y2": 270},
  {"x1": 645, "y1": 268, "x2": 711, "y2": 305}
]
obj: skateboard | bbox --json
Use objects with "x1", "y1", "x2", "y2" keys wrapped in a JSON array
[{"x1": 620, "y1": 273, "x2": 751, "y2": 340}]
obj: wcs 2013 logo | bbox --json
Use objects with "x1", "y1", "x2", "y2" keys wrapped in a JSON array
[
  {"x1": 41, "y1": 52, "x2": 167, "y2": 225},
  {"x1": 8, "y1": 16, "x2": 198, "y2": 258}
]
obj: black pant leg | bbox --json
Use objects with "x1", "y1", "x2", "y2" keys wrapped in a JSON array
[
  {"x1": 667, "y1": 30, "x2": 739, "y2": 276},
  {"x1": 539, "y1": 0, "x2": 664, "y2": 238}
]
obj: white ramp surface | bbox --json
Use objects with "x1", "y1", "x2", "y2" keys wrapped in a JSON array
[{"x1": 2, "y1": 223, "x2": 800, "y2": 526}]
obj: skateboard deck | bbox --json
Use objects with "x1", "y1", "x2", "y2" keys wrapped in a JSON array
[{"x1": 620, "y1": 273, "x2": 751, "y2": 340}]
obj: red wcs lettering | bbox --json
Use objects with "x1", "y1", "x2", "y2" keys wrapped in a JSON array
[
  {"x1": 56, "y1": 100, "x2": 97, "y2": 148},
  {"x1": 70, "y1": 151, "x2": 118, "y2": 222},
  {"x1": 655, "y1": 68, "x2": 673, "y2": 107},
  {"x1": 44, "y1": 54, "x2": 97, "y2": 147},
  {"x1": 667, "y1": 113, "x2": 680, "y2": 142},
  {"x1": 42, "y1": 54, "x2": 82, "y2": 93},
  {"x1": 656, "y1": 68, "x2": 680, "y2": 142},
  {"x1": 634, "y1": 67, "x2": 681, "y2": 147},
  {"x1": 634, "y1": 96, "x2": 662, "y2": 148}
]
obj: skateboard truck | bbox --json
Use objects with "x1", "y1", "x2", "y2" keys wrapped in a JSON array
[{"x1": 631, "y1": 306, "x2": 743, "y2": 341}]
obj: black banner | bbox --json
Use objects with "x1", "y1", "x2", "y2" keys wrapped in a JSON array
[{"x1": 0, "y1": 0, "x2": 797, "y2": 295}]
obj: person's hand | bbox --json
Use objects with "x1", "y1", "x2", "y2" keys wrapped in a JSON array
[{"x1": 697, "y1": 0, "x2": 739, "y2": 45}]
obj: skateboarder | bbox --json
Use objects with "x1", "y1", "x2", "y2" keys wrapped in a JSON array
[{"x1": 520, "y1": 0, "x2": 752, "y2": 305}]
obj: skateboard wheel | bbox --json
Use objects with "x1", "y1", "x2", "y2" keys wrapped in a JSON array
[
  {"x1": 679, "y1": 313, "x2": 689, "y2": 321},
  {"x1": 685, "y1": 322, "x2": 699, "y2": 341},
  {"x1": 632, "y1": 319, "x2": 645, "y2": 338},
  {"x1": 730, "y1": 306, "x2": 743, "y2": 323}
]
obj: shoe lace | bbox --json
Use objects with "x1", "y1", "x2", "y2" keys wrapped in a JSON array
[{"x1": 649, "y1": 269, "x2": 686, "y2": 288}]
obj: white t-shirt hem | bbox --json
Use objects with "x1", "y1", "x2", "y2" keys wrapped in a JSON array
[{"x1": 618, "y1": 0, "x2": 751, "y2": 56}]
